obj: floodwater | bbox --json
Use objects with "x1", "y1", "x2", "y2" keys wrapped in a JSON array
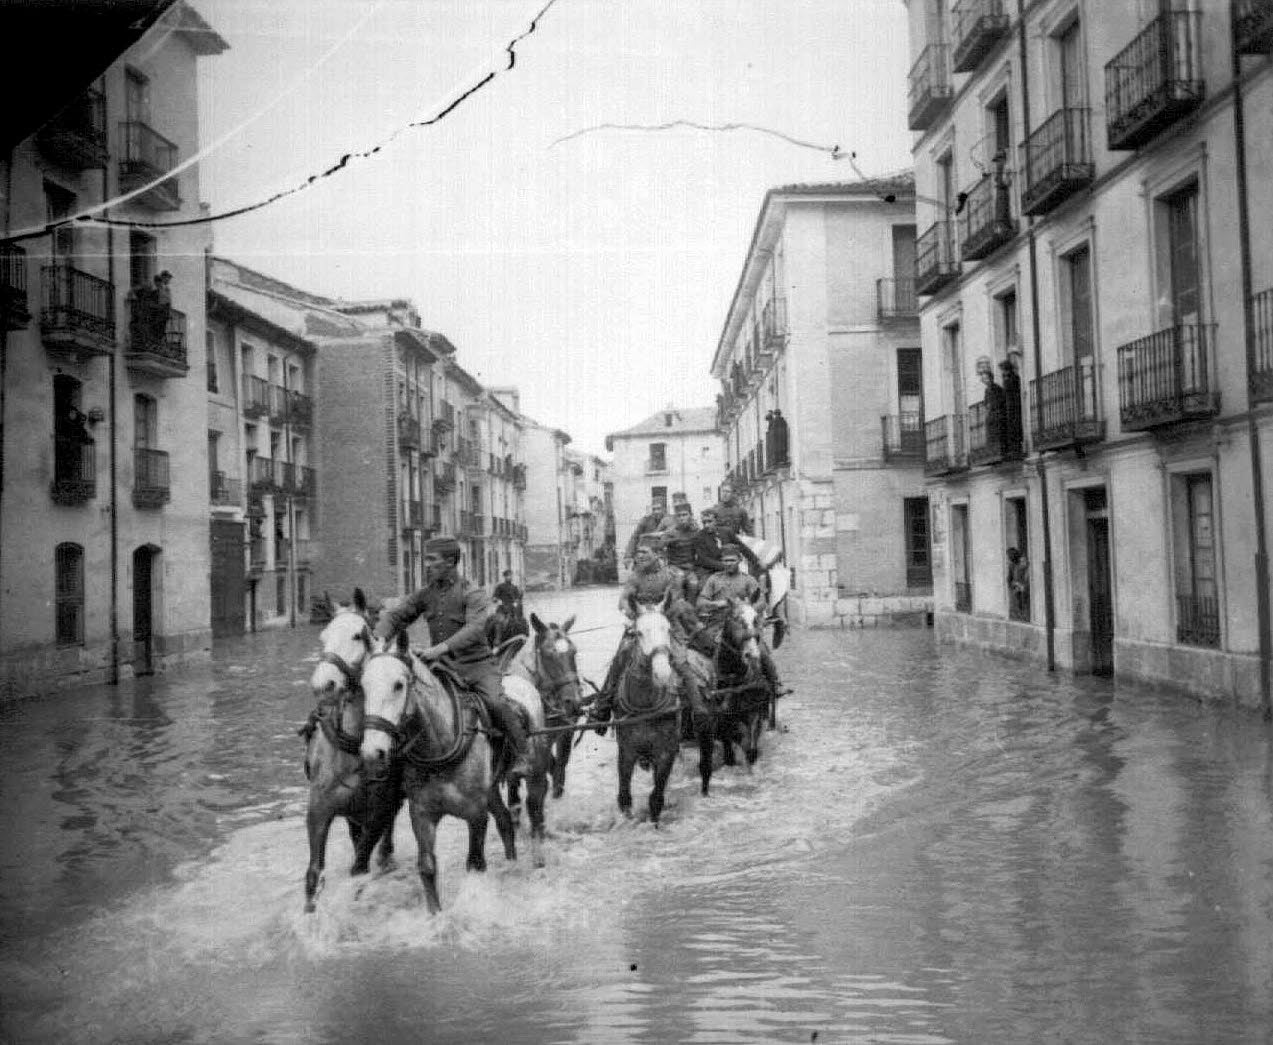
[{"x1": 2, "y1": 585, "x2": 1273, "y2": 1044}]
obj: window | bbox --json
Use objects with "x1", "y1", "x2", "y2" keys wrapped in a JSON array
[
  {"x1": 943, "y1": 322, "x2": 965, "y2": 414},
  {"x1": 1056, "y1": 16, "x2": 1085, "y2": 110},
  {"x1": 1173, "y1": 472, "x2": 1219, "y2": 647},
  {"x1": 129, "y1": 231, "x2": 156, "y2": 292},
  {"x1": 897, "y1": 347, "x2": 923, "y2": 417},
  {"x1": 995, "y1": 289, "x2": 1019, "y2": 355},
  {"x1": 55, "y1": 543, "x2": 85, "y2": 645},
  {"x1": 44, "y1": 182, "x2": 76, "y2": 260},
  {"x1": 1161, "y1": 182, "x2": 1200, "y2": 327},
  {"x1": 125, "y1": 68, "x2": 150, "y2": 125},
  {"x1": 206, "y1": 331, "x2": 218, "y2": 392},
  {"x1": 988, "y1": 92, "x2": 1011, "y2": 165},
  {"x1": 648, "y1": 442, "x2": 667, "y2": 471},
  {"x1": 134, "y1": 394, "x2": 157, "y2": 448},
  {"x1": 950, "y1": 503, "x2": 971, "y2": 612},
  {"x1": 937, "y1": 150, "x2": 955, "y2": 217},
  {"x1": 904, "y1": 497, "x2": 932, "y2": 588},
  {"x1": 1061, "y1": 244, "x2": 1094, "y2": 364}
]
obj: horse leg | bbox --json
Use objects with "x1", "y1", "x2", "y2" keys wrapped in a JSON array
[
  {"x1": 355, "y1": 781, "x2": 400, "y2": 873},
  {"x1": 720, "y1": 711, "x2": 737, "y2": 767},
  {"x1": 550, "y1": 732, "x2": 570, "y2": 799},
  {"x1": 616, "y1": 734, "x2": 637, "y2": 818},
  {"x1": 408, "y1": 802, "x2": 443, "y2": 914},
  {"x1": 488, "y1": 782, "x2": 517, "y2": 862},
  {"x1": 466, "y1": 810, "x2": 490, "y2": 873},
  {"x1": 304, "y1": 804, "x2": 334, "y2": 913},
  {"x1": 507, "y1": 774, "x2": 523, "y2": 829},
  {"x1": 746, "y1": 710, "x2": 762, "y2": 765},
  {"x1": 526, "y1": 766, "x2": 549, "y2": 869},
  {"x1": 649, "y1": 740, "x2": 677, "y2": 827},
  {"x1": 698, "y1": 714, "x2": 715, "y2": 797}
]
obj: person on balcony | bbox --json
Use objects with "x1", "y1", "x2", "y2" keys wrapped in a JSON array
[
  {"x1": 977, "y1": 356, "x2": 1006, "y2": 453},
  {"x1": 1000, "y1": 355, "x2": 1023, "y2": 457}
]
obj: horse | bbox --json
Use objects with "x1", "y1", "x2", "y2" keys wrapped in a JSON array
[
  {"x1": 508, "y1": 613, "x2": 587, "y2": 801},
  {"x1": 359, "y1": 632, "x2": 548, "y2": 911},
  {"x1": 486, "y1": 600, "x2": 529, "y2": 649},
  {"x1": 611, "y1": 591, "x2": 709, "y2": 826},
  {"x1": 699, "y1": 598, "x2": 769, "y2": 796},
  {"x1": 302, "y1": 588, "x2": 404, "y2": 913}
]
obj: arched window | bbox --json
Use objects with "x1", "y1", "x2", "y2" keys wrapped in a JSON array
[{"x1": 55, "y1": 543, "x2": 85, "y2": 645}]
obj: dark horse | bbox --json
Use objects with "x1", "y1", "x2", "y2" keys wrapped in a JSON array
[
  {"x1": 509, "y1": 613, "x2": 586, "y2": 801},
  {"x1": 697, "y1": 598, "x2": 769, "y2": 797},
  {"x1": 486, "y1": 600, "x2": 529, "y2": 649},
  {"x1": 360, "y1": 632, "x2": 546, "y2": 911},
  {"x1": 302, "y1": 589, "x2": 403, "y2": 913},
  {"x1": 610, "y1": 592, "x2": 704, "y2": 826}
]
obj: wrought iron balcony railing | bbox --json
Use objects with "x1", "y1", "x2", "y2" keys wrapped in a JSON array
[
  {"x1": 1177, "y1": 591, "x2": 1220, "y2": 647},
  {"x1": 209, "y1": 471, "x2": 242, "y2": 506},
  {"x1": 41, "y1": 264, "x2": 116, "y2": 356},
  {"x1": 288, "y1": 390, "x2": 313, "y2": 428},
  {"x1": 243, "y1": 375, "x2": 270, "y2": 418},
  {"x1": 397, "y1": 411, "x2": 421, "y2": 449},
  {"x1": 960, "y1": 175, "x2": 1016, "y2": 261},
  {"x1": 1105, "y1": 10, "x2": 1204, "y2": 151},
  {"x1": 1253, "y1": 287, "x2": 1273, "y2": 403},
  {"x1": 882, "y1": 413, "x2": 925, "y2": 462},
  {"x1": 133, "y1": 448, "x2": 170, "y2": 509},
  {"x1": 908, "y1": 43, "x2": 954, "y2": 131},
  {"x1": 1117, "y1": 322, "x2": 1219, "y2": 430},
  {"x1": 951, "y1": 0, "x2": 1010, "y2": 73},
  {"x1": 968, "y1": 392, "x2": 1025, "y2": 466},
  {"x1": 876, "y1": 278, "x2": 917, "y2": 321},
  {"x1": 119, "y1": 122, "x2": 181, "y2": 210},
  {"x1": 126, "y1": 299, "x2": 188, "y2": 376},
  {"x1": 924, "y1": 414, "x2": 968, "y2": 476},
  {"x1": 37, "y1": 87, "x2": 108, "y2": 169},
  {"x1": 51, "y1": 436, "x2": 96, "y2": 505},
  {"x1": 1236, "y1": 0, "x2": 1273, "y2": 55},
  {"x1": 916, "y1": 220, "x2": 960, "y2": 296},
  {"x1": 1, "y1": 243, "x2": 30, "y2": 330},
  {"x1": 1020, "y1": 108, "x2": 1094, "y2": 217},
  {"x1": 1029, "y1": 360, "x2": 1104, "y2": 451}
]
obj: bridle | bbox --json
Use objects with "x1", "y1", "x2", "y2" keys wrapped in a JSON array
[
  {"x1": 533, "y1": 630, "x2": 584, "y2": 710},
  {"x1": 317, "y1": 612, "x2": 374, "y2": 693},
  {"x1": 360, "y1": 651, "x2": 477, "y2": 774}
]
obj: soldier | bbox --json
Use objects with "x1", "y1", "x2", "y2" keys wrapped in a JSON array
[
  {"x1": 697, "y1": 543, "x2": 788, "y2": 695},
  {"x1": 624, "y1": 500, "x2": 667, "y2": 566},
  {"x1": 661, "y1": 500, "x2": 701, "y2": 600},
  {"x1": 374, "y1": 536, "x2": 534, "y2": 779}
]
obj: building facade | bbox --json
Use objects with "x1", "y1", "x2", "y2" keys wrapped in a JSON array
[
  {"x1": 606, "y1": 407, "x2": 725, "y2": 565},
  {"x1": 712, "y1": 180, "x2": 934, "y2": 627},
  {"x1": 903, "y1": 0, "x2": 1272, "y2": 707},
  {"x1": 0, "y1": 4, "x2": 226, "y2": 694},
  {"x1": 519, "y1": 417, "x2": 573, "y2": 590}
]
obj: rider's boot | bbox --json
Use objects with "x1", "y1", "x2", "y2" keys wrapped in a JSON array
[{"x1": 497, "y1": 700, "x2": 535, "y2": 780}]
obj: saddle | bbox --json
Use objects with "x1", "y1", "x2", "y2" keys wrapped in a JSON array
[{"x1": 426, "y1": 654, "x2": 529, "y2": 739}]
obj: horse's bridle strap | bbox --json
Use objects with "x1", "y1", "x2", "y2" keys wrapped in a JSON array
[{"x1": 320, "y1": 650, "x2": 363, "y2": 689}]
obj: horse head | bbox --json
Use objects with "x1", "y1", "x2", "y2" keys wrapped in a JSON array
[
  {"x1": 309, "y1": 588, "x2": 374, "y2": 699},
  {"x1": 723, "y1": 598, "x2": 763, "y2": 675},
  {"x1": 529, "y1": 612, "x2": 583, "y2": 718},
  {"x1": 358, "y1": 630, "x2": 417, "y2": 773},
  {"x1": 632, "y1": 596, "x2": 675, "y2": 689}
]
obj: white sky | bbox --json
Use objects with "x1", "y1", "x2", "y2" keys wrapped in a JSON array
[{"x1": 192, "y1": 0, "x2": 914, "y2": 455}]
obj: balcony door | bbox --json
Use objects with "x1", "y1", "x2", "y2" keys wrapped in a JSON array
[
  {"x1": 44, "y1": 181, "x2": 77, "y2": 263},
  {"x1": 1057, "y1": 17, "x2": 1085, "y2": 110},
  {"x1": 125, "y1": 68, "x2": 151, "y2": 126},
  {"x1": 1165, "y1": 184, "x2": 1200, "y2": 328},
  {"x1": 943, "y1": 322, "x2": 965, "y2": 417}
]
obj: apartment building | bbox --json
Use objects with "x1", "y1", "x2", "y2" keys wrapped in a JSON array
[
  {"x1": 711, "y1": 179, "x2": 934, "y2": 626},
  {"x1": 563, "y1": 448, "x2": 616, "y2": 582},
  {"x1": 457, "y1": 389, "x2": 526, "y2": 588},
  {"x1": 0, "y1": 3, "x2": 226, "y2": 694},
  {"x1": 904, "y1": 0, "x2": 1272, "y2": 706},
  {"x1": 606, "y1": 407, "x2": 725, "y2": 568},
  {"x1": 519, "y1": 416, "x2": 574, "y2": 590}
]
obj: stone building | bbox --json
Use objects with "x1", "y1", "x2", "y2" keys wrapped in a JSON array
[
  {"x1": 0, "y1": 3, "x2": 226, "y2": 694},
  {"x1": 518, "y1": 415, "x2": 573, "y2": 590},
  {"x1": 711, "y1": 178, "x2": 934, "y2": 626},
  {"x1": 903, "y1": 0, "x2": 1272, "y2": 707}
]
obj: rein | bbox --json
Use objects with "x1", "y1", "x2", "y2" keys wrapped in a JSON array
[{"x1": 365, "y1": 656, "x2": 481, "y2": 773}]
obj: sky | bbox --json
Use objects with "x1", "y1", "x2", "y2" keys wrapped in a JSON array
[{"x1": 191, "y1": 0, "x2": 915, "y2": 456}]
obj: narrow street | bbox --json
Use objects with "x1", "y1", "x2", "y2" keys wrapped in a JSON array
[{"x1": 2, "y1": 586, "x2": 1273, "y2": 1044}]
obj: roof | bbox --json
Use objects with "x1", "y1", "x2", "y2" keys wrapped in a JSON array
[
  {"x1": 209, "y1": 260, "x2": 367, "y2": 341},
  {"x1": 608, "y1": 407, "x2": 719, "y2": 439},
  {"x1": 775, "y1": 170, "x2": 915, "y2": 199}
]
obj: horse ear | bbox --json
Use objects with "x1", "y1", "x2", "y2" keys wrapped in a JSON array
[
  {"x1": 530, "y1": 613, "x2": 546, "y2": 636},
  {"x1": 563, "y1": 614, "x2": 576, "y2": 633},
  {"x1": 353, "y1": 587, "x2": 367, "y2": 613}
]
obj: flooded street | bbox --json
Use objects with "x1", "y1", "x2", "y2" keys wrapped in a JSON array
[{"x1": 3, "y1": 585, "x2": 1273, "y2": 1043}]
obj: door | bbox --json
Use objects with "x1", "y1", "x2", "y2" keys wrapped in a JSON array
[
  {"x1": 210, "y1": 519, "x2": 246, "y2": 638},
  {"x1": 132, "y1": 546, "x2": 157, "y2": 675},
  {"x1": 1085, "y1": 489, "x2": 1113, "y2": 675}
]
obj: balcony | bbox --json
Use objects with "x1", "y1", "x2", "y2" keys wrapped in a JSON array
[
  {"x1": 291, "y1": 464, "x2": 316, "y2": 499},
  {"x1": 960, "y1": 175, "x2": 1016, "y2": 262},
  {"x1": 1029, "y1": 360, "x2": 1104, "y2": 451},
  {"x1": 877, "y1": 278, "x2": 917, "y2": 322},
  {"x1": 2, "y1": 243, "x2": 30, "y2": 330},
  {"x1": 1252, "y1": 287, "x2": 1273, "y2": 403},
  {"x1": 248, "y1": 455, "x2": 277, "y2": 494},
  {"x1": 397, "y1": 411, "x2": 421, "y2": 449},
  {"x1": 915, "y1": 220, "x2": 960, "y2": 296},
  {"x1": 512, "y1": 463, "x2": 527, "y2": 490},
  {"x1": 434, "y1": 462, "x2": 457, "y2": 495},
  {"x1": 242, "y1": 375, "x2": 270, "y2": 419},
  {"x1": 132, "y1": 448, "x2": 170, "y2": 509},
  {"x1": 403, "y1": 500, "x2": 424, "y2": 531},
  {"x1": 1117, "y1": 322, "x2": 1219, "y2": 431},
  {"x1": 1236, "y1": 0, "x2": 1273, "y2": 54},
  {"x1": 433, "y1": 400, "x2": 456, "y2": 432},
  {"x1": 881, "y1": 413, "x2": 924, "y2": 464},
  {"x1": 951, "y1": 0, "x2": 1010, "y2": 73},
  {"x1": 209, "y1": 472, "x2": 242, "y2": 507},
  {"x1": 126, "y1": 299, "x2": 188, "y2": 377},
  {"x1": 761, "y1": 297, "x2": 788, "y2": 354},
  {"x1": 908, "y1": 43, "x2": 953, "y2": 131},
  {"x1": 287, "y1": 391, "x2": 313, "y2": 429},
  {"x1": 51, "y1": 436, "x2": 96, "y2": 505},
  {"x1": 36, "y1": 88, "x2": 108, "y2": 169},
  {"x1": 1176, "y1": 592, "x2": 1220, "y2": 648},
  {"x1": 954, "y1": 580, "x2": 973, "y2": 613},
  {"x1": 924, "y1": 414, "x2": 968, "y2": 476},
  {"x1": 1105, "y1": 11, "x2": 1204, "y2": 151},
  {"x1": 41, "y1": 264, "x2": 116, "y2": 358},
  {"x1": 118, "y1": 122, "x2": 181, "y2": 210},
  {"x1": 968, "y1": 400, "x2": 1008, "y2": 467},
  {"x1": 1020, "y1": 108, "x2": 1094, "y2": 217}
]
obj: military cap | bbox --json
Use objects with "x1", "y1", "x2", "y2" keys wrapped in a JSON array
[{"x1": 424, "y1": 535, "x2": 461, "y2": 559}]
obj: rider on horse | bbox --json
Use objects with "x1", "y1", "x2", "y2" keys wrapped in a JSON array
[
  {"x1": 590, "y1": 533, "x2": 709, "y2": 732},
  {"x1": 660, "y1": 500, "x2": 701, "y2": 601},
  {"x1": 697, "y1": 543, "x2": 788, "y2": 695},
  {"x1": 711, "y1": 480, "x2": 763, "y2": 576},
  {"x1": 373, "y1": 536, "x2": 535, "y2": 780},
  {"x1": 493, "y1": 570, "x2": 524, "y2": 622}
]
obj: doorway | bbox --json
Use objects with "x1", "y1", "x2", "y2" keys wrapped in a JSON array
[
  {"x1": 132, "y1": 545, "x2": 160, "y2": 675},
  {"x1": 1084, "y1": 488, "x2": 1114, "y2": 676}
]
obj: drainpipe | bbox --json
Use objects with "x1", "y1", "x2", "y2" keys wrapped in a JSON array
[
  {"x1": 1230, "y1": 2, "x2": 1273, "y2": 717},
  {"x1": 103, "y1": 133, "x2": 120, "y2": 684},
  {"x1": 0, "y1": 149, "x2": 12, "y2": 644},
  {"x1": 1017, "y1": 0, "x2": 1057, "y2": 671}
]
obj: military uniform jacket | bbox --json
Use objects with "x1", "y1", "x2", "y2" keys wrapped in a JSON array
[
  {"x1": 712, "y1": 501, "x2": 753, "y2": 543},
  {"x1": 376, "y1": 576, "x2": 492, "y2": 664},
  {"x1": 698, "y1": 570, "x2": 761, "y2": 606},
  {"x1": 623, "y1": 563, "x2": 683, "y2": 605},
  {"x1": 663, "y1": 524, "x2": 699, "y2": 570}
]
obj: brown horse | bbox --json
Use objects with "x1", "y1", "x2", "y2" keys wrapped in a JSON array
[
  {"x1": 508, "y1": 613, "x2": 586, "y2": 801},
  {"x1": 302, "y1": 590, "x2": 403, "y2": 913},
  {"x1": 486, "y1": 601, "x2": 529, "y2": 648},
  {"x1": 699, "y1": 599, "x2": 769, "y2": 796},
  {"x1": 359, "y1": 632, "x2": 546, "y2": 911}
]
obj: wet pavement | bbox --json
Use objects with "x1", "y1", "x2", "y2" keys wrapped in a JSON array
[{"x1": 2, "y1": 585, "x2": 1273, "y2": 1043}]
